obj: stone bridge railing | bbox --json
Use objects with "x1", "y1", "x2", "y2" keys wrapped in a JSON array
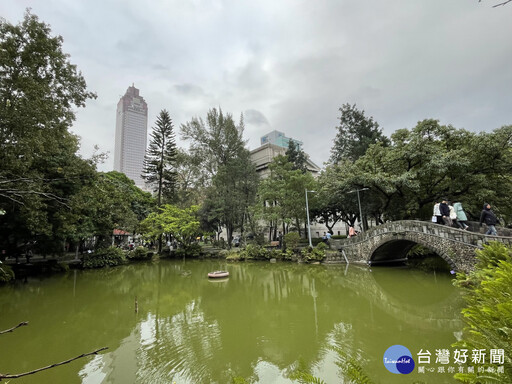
[{"x1": 326, "y1": 220, "x2": 512, "y2": 273}]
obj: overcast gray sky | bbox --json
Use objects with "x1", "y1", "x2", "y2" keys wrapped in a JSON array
[{"x1": 2, "y1": 1, "x2": 512, "y2": 171}]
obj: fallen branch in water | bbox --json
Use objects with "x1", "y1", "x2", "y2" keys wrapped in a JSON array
[
  {"x1": 0, "y1": 347, "x2": 108, "y2": 381},
  {"x1": 0, "y1": 321, "x2": 29, "y2": 335}
]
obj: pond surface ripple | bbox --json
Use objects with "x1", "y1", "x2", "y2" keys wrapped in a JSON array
[{"x1": 0, "y1": 260, "x2": 462, "y2": 383}]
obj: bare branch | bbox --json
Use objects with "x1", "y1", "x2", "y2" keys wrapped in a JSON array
[
  {"x1": 493, "y1": 0, "x2": 512, "y2": 6},
  {"x1": 0, "y1": 347, "x2": 108, "y2": 381},
  {"x1": 0, "y1": 321, "x2": 29, "y2": 335},
  {"x1": 0, "y1": 189, "x2": 71, "y2": 209},
  {"x1": 480, "y1": 0, "x2": 512, "y2": 6},
  {"x1": 0, "y1": 192, "x2": 25, "y2": 205}
]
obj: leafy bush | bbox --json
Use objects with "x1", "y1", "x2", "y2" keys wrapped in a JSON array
[
  {"x1": 218, "y1": 250, "x2": 229, "y2": 258},
  {"x1": 302, "y1": 242, "x2": 327, "y2": 262},
  {"x1": 239, "y1": 244, "x2": 271, "y2": 260},
  {"x1": 283, "y1": 249, "x2": 295, "y2": 260},
  {"x1": 127, "y1": 246, "x2": 153, "y2": 261},
  {"x1": 331, "y1": 235, "x2": 347, "y2": 239},
  {"x1": 225, "y1": 250, "x2": 241, "y2": 261},
  {"x1": 284, "y1": 232, "x2": 301, "y2": 250},
  {"x1": 83, "y1": 247, "x2": 126, "y2": 269},
  {"x1": 316, "y1": 242, "x2": 328, "y2": 251},
  {"x1": 453, "y1": 242, "x2": 512, "y2": 383},
  {"x1": 174, "y1": 243, "x2": 202, "y2": 259},
  {"x1": 0, "y1": 263, "x2": 15, "y2": 283},
  {"x1": 253, "y1": 233, "x2": 266, "y2": 246},
  {"x1": 268, "y1": 248, "x2": 283, "y2": 260}
]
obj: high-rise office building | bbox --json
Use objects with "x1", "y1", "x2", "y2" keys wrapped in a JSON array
[{"x1": 114, "y1": 85, "x2": 148, "y2": 188}]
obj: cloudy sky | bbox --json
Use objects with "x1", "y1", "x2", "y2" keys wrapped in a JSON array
[{"x1": 2, "y1": 1, "x2": 512, "y2": 171}]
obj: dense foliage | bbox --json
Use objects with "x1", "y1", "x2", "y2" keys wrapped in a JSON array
[
  {"x1": 0, "y1": 12, "x2": 154, "y2": 257},
  {"x1": 181, "y1": 108, "x2": 259, "y2": 246},
  {"x1": 255, "y1": 156, "x2": 315, "y2": 240},
  {"x1": 330, "y1": 103, "x2": 389, "y2": 163},
  {"x1": 140, "y1": 204, "x2": 200, "y2": 249},
  {"x1": 126, "y1": 246, "x2": 153, "y2": 261},
  {"x1": 0, "y1": 263, "x2": 15, "y2": 283},
  {"x1": 453, "y1": 242, "x2": 512, "y2": 383},
  {"x1": 317, "y1": 120, "x2": 512, "y2": 227},
  {"x1": 82, "y1": 247, "x2": 126, "y2": 269}
]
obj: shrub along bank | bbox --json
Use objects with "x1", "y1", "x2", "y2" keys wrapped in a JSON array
[{"x1": 453, "y1": 242, "x2": 512, "y2": 383}]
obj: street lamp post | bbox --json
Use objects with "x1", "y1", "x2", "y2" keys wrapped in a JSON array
[
  {"x1": 348, "y1": 187, "x2": 369, "y2": 233},
  {"x1": 305, "y1": 189, "x2": 315, "y2": 247}
]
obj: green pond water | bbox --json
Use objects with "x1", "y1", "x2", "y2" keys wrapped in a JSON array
[{"x1": 0, "y1": 260, "x2": 463, "y2": 383}]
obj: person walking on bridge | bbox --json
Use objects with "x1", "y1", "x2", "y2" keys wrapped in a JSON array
[
  {"x1": 433, "y1": 201, "x2": 443, "y2": 224},
  {"x1": 479, "y1": 203, "x2": 499, "y2": 236},
  {"x1": 453, "y1": 202, "x2": 469, "y2": 230},
  {"x1": 440, "y1": 200, "x2": 452, "y2": 226}
]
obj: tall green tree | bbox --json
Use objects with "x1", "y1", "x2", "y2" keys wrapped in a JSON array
[
  {"x1": 329, "y1": 103, "x2": 389, "y2": 163},
  {"x1": 174, "y1": 148, "x2": 207, "y2": 208},
  {"x1": 142, "y1": 109, "x2": 177, "y2": 206},
  {"x1": 285, "y1": 140, "x2": 309, "y2": 173},
  {"x1": 181, "y1": 108, "x2": 258, "y2": 246},
  {"x1": 206, "y1": 150, "x2": 259, "y2": 246},
  {"x1": 255, "y1": 155, "x2": 315, "y2": 240},
  {"x1": 0, "y1": 11, "x2": 96, "y2": 255},
  {"x1": 181, "y1": 108, "x2": 246, "y2": 179}
]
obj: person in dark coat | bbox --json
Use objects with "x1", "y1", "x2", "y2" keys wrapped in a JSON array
[
  {"x1": 439, "y1": 200, "x2": 452, "y2": 226},
  {"x1": 479, "y1": 203, "x2": 499, "y2": 236}
]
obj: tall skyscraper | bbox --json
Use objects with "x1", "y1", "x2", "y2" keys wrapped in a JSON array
[{"x1": 114, "y1": 85, "x2": 148, "y2": 188}]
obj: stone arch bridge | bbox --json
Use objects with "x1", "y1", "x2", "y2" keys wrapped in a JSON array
[{"x1": 327, "y1": 220, "x2": 512, "y2": 273}]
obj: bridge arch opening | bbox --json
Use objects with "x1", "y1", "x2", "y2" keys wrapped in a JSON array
[{"x1": 369, "y1": 239, "x2": 455, "y2": 272}]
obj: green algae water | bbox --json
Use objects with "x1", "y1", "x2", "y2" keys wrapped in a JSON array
[{"x1": 0, "y1": 260, "x2": 462, "y2": 383}]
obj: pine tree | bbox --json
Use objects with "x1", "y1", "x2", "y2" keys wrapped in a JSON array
[
  {"x1": 329, "y1": 103, "x2": 389, "y2": 164},
  {"x1": 285, "y1": 140, "x2": 309, "y2": 173},
  {"x1": 142, "y1": 109, "x2": 177, "y2": 206}
]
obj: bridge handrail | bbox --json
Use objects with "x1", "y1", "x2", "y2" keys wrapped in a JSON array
[{"x1": 337, "y1": 220, "x2": 512, "y2": 249}]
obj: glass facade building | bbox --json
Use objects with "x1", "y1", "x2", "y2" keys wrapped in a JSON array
[{"x1": 260, "y1": 130, "x2": 303, "y2": 149}]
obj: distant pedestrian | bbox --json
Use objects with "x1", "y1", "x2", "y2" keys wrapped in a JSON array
[
  {"x1": 433, "y1": 201, "x2": 443, "y2": 224},
  {"x1": 449, "y1": 203, "x2": 458, "y2": 228},
  {"x1": 480, "y1": 203, "x2": 499, "y2": 236},
  {"x1": 348, "y1": 226, "x2": 357, "y2": 238},
  {"x1": 439, "y1": 200, "x2": 452, "y2": 226},
  {"x1": 453, "y1": 202, "x2": 469, "y2": 230}
]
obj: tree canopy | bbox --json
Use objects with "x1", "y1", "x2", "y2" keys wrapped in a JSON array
[
  {"x1": 329, "y1": 103, "x2": 389, "y2": 164},
  {"x1": 181, "y1": 108, "x2": 258, "y2": 246},
  {"x1": 320, "y1": 119, "x2": 512, "y2": 226}
]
